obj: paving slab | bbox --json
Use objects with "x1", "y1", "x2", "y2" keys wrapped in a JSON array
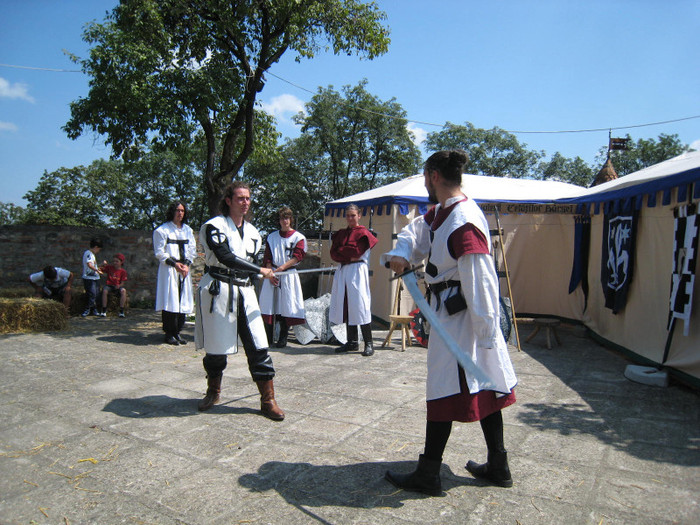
[{"x1": 0, "y1": 311, "x2": 698, "y2": 525}]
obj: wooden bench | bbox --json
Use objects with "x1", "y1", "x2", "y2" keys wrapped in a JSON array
[{"x1": 525, "y1": 318, "x2": 561, "y2": 349}]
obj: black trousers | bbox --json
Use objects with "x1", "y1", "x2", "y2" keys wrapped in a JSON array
[
  {"x1": 162, "y1": 310, "x2": 185, "y2": 337},
  {"x1": 203, "y1": 293, "x2": 275, "y2": 382}
]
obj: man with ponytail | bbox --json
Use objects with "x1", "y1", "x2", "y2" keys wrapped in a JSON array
[{"x1": 381, "y1": 150, "x2": 518, "y2": 495}]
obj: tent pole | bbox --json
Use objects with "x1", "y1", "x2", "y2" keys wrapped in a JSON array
[{"x1": 495, "y1": 207, "x2": 521, "y2": 351}]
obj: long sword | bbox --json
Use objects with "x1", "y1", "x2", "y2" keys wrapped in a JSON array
[{"x1": 396, "y1": 267, "x2": 497, "y2": 390}]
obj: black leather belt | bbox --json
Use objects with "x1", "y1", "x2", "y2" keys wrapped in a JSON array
[
  {"x1": 205, "y1": 265, "x2": 252, "y2": 287},
  {"x1": 428, "y1": 279, "x2": 461, "y2": 295}
]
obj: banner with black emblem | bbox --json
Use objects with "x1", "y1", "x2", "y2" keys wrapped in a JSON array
[
  {"x1": 668, "y1": 203, "x2": 699, "y2": 337},
  {"x1": 601, "y1": 206, "x2": 638, "y2": 314}
]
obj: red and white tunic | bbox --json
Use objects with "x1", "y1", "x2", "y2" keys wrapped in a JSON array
[
  {"x1": 329, "y1": 225, "x2": 378, "y2": 326},
  {"x1": 381, "y1": 195, "x2": 517, "y2": 421},
  {"x1": 259, "y1": 229, "x2": 307, "y2": 326}
]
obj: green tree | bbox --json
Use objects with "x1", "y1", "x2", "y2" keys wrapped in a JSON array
[
  {"x1": 0, "y1": 202, "x2": 27, "y2": 225},
  {"x1": 22, "y1": 163, "x2": 114, "y2": 226},
  {"x1": 425, "y1": 122, "x2": 544, "y2": 178},
  {"x1": 294, "y1": 80, "x2": 422, "y2": 200},
  {"x1": 538, "y1": 152, "x2": 594, "y2": 187},
  {"x1": 20, "y1": 151, "x2": 206, "y2": 230},
  {"x1": 245, "y1": 133, "x2": 331, "y2": 233},
  {"x1": 64, "y1": 0, "x2": 390, "y2": 214},
  {"x1": 596, "y1": 133, "x2": 690, "y2": 176}
]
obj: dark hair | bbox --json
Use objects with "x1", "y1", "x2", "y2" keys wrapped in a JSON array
[
  {"x1": 43, "y1": 265, "x2": 57, "y2": 280},
  {"x1": 89, "y1": 237, "x2": 103, "y2": 249},
  {"x1": 278, "y1": 206, "x2": 294, "y2": 226},
  {"x1": 219, "y1": 181, "x2": 251, "y2": 216},
  {"x1": 166, "y1": 201, "x2": 188, "y2": 224},
  {"x1": 424, "y1": 150, "x2": 469, "y2": 187}
]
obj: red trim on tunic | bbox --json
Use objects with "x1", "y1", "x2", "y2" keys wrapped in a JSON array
[
  {"x1": 449, "y1": 223, "x2": 490, "y2": 257},
  {"x1": 427, "y1": 367, "x2": 516, "y2": 422},
  {"x1": 330, "y1": 225, "x2": 377, "y2": 263}
]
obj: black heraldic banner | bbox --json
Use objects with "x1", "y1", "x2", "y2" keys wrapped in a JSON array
[
  {"x1": 668, "y1": 204, "x2": 699, "y2": 337},
  {"x1": 601, "y1": 207, "x2": 638, "y2": 314}
]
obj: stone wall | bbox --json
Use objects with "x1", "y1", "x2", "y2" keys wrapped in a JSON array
[{"x1": 0, "y1": 225, "x2": 322, "y2": 304}]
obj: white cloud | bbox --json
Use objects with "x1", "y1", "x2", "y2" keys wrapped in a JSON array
[
  {"x1": 0, "y1": 77, "x2": 35, "y2": 103},
  {"x1": 0, "y1": 121, "x2": 18, "y2": 132},
  {"x1": 407, "y1": 122, "x2": 427, "y2": 146},
  {"x1": 689, "y1": 139, "x2": 700, "y2": 152},
  {"x1": 259, "y1": 93, "x2": 306, "y2": 124}
]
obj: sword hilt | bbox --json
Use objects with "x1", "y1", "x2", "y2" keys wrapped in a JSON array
[{"x1": 389, "y1": 264, "x2": 424, "y2": 281}]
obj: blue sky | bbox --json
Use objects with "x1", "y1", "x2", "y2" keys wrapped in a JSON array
[{"x1": 1, "y1": 0, "x2": 699, "y2": 207}]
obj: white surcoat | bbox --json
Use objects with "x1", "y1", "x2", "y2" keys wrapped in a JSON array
[
  {"x1": 194, "y1": 215, "x2": 267, "y2": 355},
  {"x1": 329, "y1": 248, "x2": 373, "y2": 326},
  {"x1": 259, "y1": 230, "x2": 307, "y2": 320},
  {"x1": 153, "y1": 221, "x2": 196, "y2": 314},
  {"x1": 381, "y1": 197, "x2": 517, "y2": 400}
]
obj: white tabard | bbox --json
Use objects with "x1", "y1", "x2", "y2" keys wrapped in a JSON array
[
  {"x1": 259, "y1": 230, "x2": 306, "y2": 321},
  {"x1": 380, "y1": 196, "x2": 517, "y2": 400},
  {"x1": 194, "y1": 215, "x2": 267, "y2": 355},
  {"x1": 153, "y1": 221, "x2": 196, "y2": 314}
]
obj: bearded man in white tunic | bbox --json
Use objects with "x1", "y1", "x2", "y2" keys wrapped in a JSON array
[
  {"x1": 383, "y1": 150, "x2": 517, "y2": 496},
  {"x1": 194, "y1": 181, "x2": 284, "y2": 421},
  {"x1": 153, "y1": 201, "x2": 196, "y2": 345}
]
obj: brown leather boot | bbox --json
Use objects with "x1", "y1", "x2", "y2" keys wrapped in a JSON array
[
  {"x1": 255, "y1": 379, "x2": 285, "y2": 421},
  {"x1": 198, "y1": 374, "x2": 222, "y2": 412}
]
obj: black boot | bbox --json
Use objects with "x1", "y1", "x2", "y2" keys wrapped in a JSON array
[
  {"x1": 466, "y1": 451, "x2": 513, "y2": 488},
  {"x1": 360, "y1": 323, "x2": 374, "y2": 356},
  {"x1": 385, "y1": 454, "x2": 443, "y2": 496},
  {"x1": 275, "y1": 319, "x2": 289, "y2": 348},
  {"x1": 335, "y1": 325, "x2": 359, "y2": 353},
  {"x1": 265, "y1": 322, "x2": 274, "y2": 347}
]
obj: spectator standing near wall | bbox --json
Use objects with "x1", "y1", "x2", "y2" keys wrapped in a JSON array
[
  {"x1": 153, "y1": 201, "x2": 197, "y2": 345},
  {"x1": 81, "y1": 238, "x2": 103, "y2": 317}
]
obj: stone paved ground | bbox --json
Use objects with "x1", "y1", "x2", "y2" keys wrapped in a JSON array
[{"x1": 0, "y1": 311, "x2": 698, "y2": 524}]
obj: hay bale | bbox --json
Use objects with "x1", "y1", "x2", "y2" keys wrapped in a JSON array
[
  {"x1": 0, "y1": 286, "x2": 34, "y2": 299},
  {"x1": 0, "y1": 297, "x2": 68, "y2": 334}
]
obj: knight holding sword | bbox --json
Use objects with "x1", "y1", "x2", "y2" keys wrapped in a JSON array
[
  {"x1": 381, "y1": 150, "x2": 518, "y2": 495},
  {"x1": 259, "y1": 206, "x2": 307, "y2": 348}
]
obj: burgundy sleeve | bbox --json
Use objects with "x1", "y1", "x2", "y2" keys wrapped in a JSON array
[{"x1": 448, "y1": 223, "x2": 490, "y2": 258}]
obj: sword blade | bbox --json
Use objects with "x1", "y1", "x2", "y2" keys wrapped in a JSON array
[
  {"x1": 401, "y1": 271, "x2": 497, "y2": 390},
  {"x1": 274, "y1": 267, "x2": 336, "y2": 276}
]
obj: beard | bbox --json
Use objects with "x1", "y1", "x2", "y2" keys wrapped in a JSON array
[{"x1": 426, "y1": 179, "x2": 438, "y2": 204}]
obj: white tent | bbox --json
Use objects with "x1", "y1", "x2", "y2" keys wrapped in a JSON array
[{"x1": 321, "y1": 151, "x2": 700, "y2": 386}]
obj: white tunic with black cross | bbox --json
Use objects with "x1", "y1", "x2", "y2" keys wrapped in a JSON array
[
  {"x1": 194, "y1": 215, "x2": 267, "y2": 355},
  {"x1": 153, "y1": 221, "x2": 196, "y2": 314},
  {"x1": 259, "y1": 230, "x2": 307, "y2": 321}
]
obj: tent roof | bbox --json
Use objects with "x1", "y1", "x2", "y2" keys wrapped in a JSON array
[{"x1": 325, "y1": 150, "x2": 700, "y2": 214}]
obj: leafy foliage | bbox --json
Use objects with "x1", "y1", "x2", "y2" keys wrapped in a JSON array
[
  {"x1": 245, "y1": 80, "x2": 422, "y2": 232},
  {"x1": 0, "y1": 202, "x2": 27, "y2": 226},
  {"x1": 425, "y1": 122, "x2": 544, "y2": 179},
  {"x1": 21, "y1": 152, "x2": 205, "y2": 231},
  {"x1": 538, "y1": 153, "x2": 594, "y2": 186},
  {"x1": 64, "y1": 0, "x2": 390, "y2": 214}
]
